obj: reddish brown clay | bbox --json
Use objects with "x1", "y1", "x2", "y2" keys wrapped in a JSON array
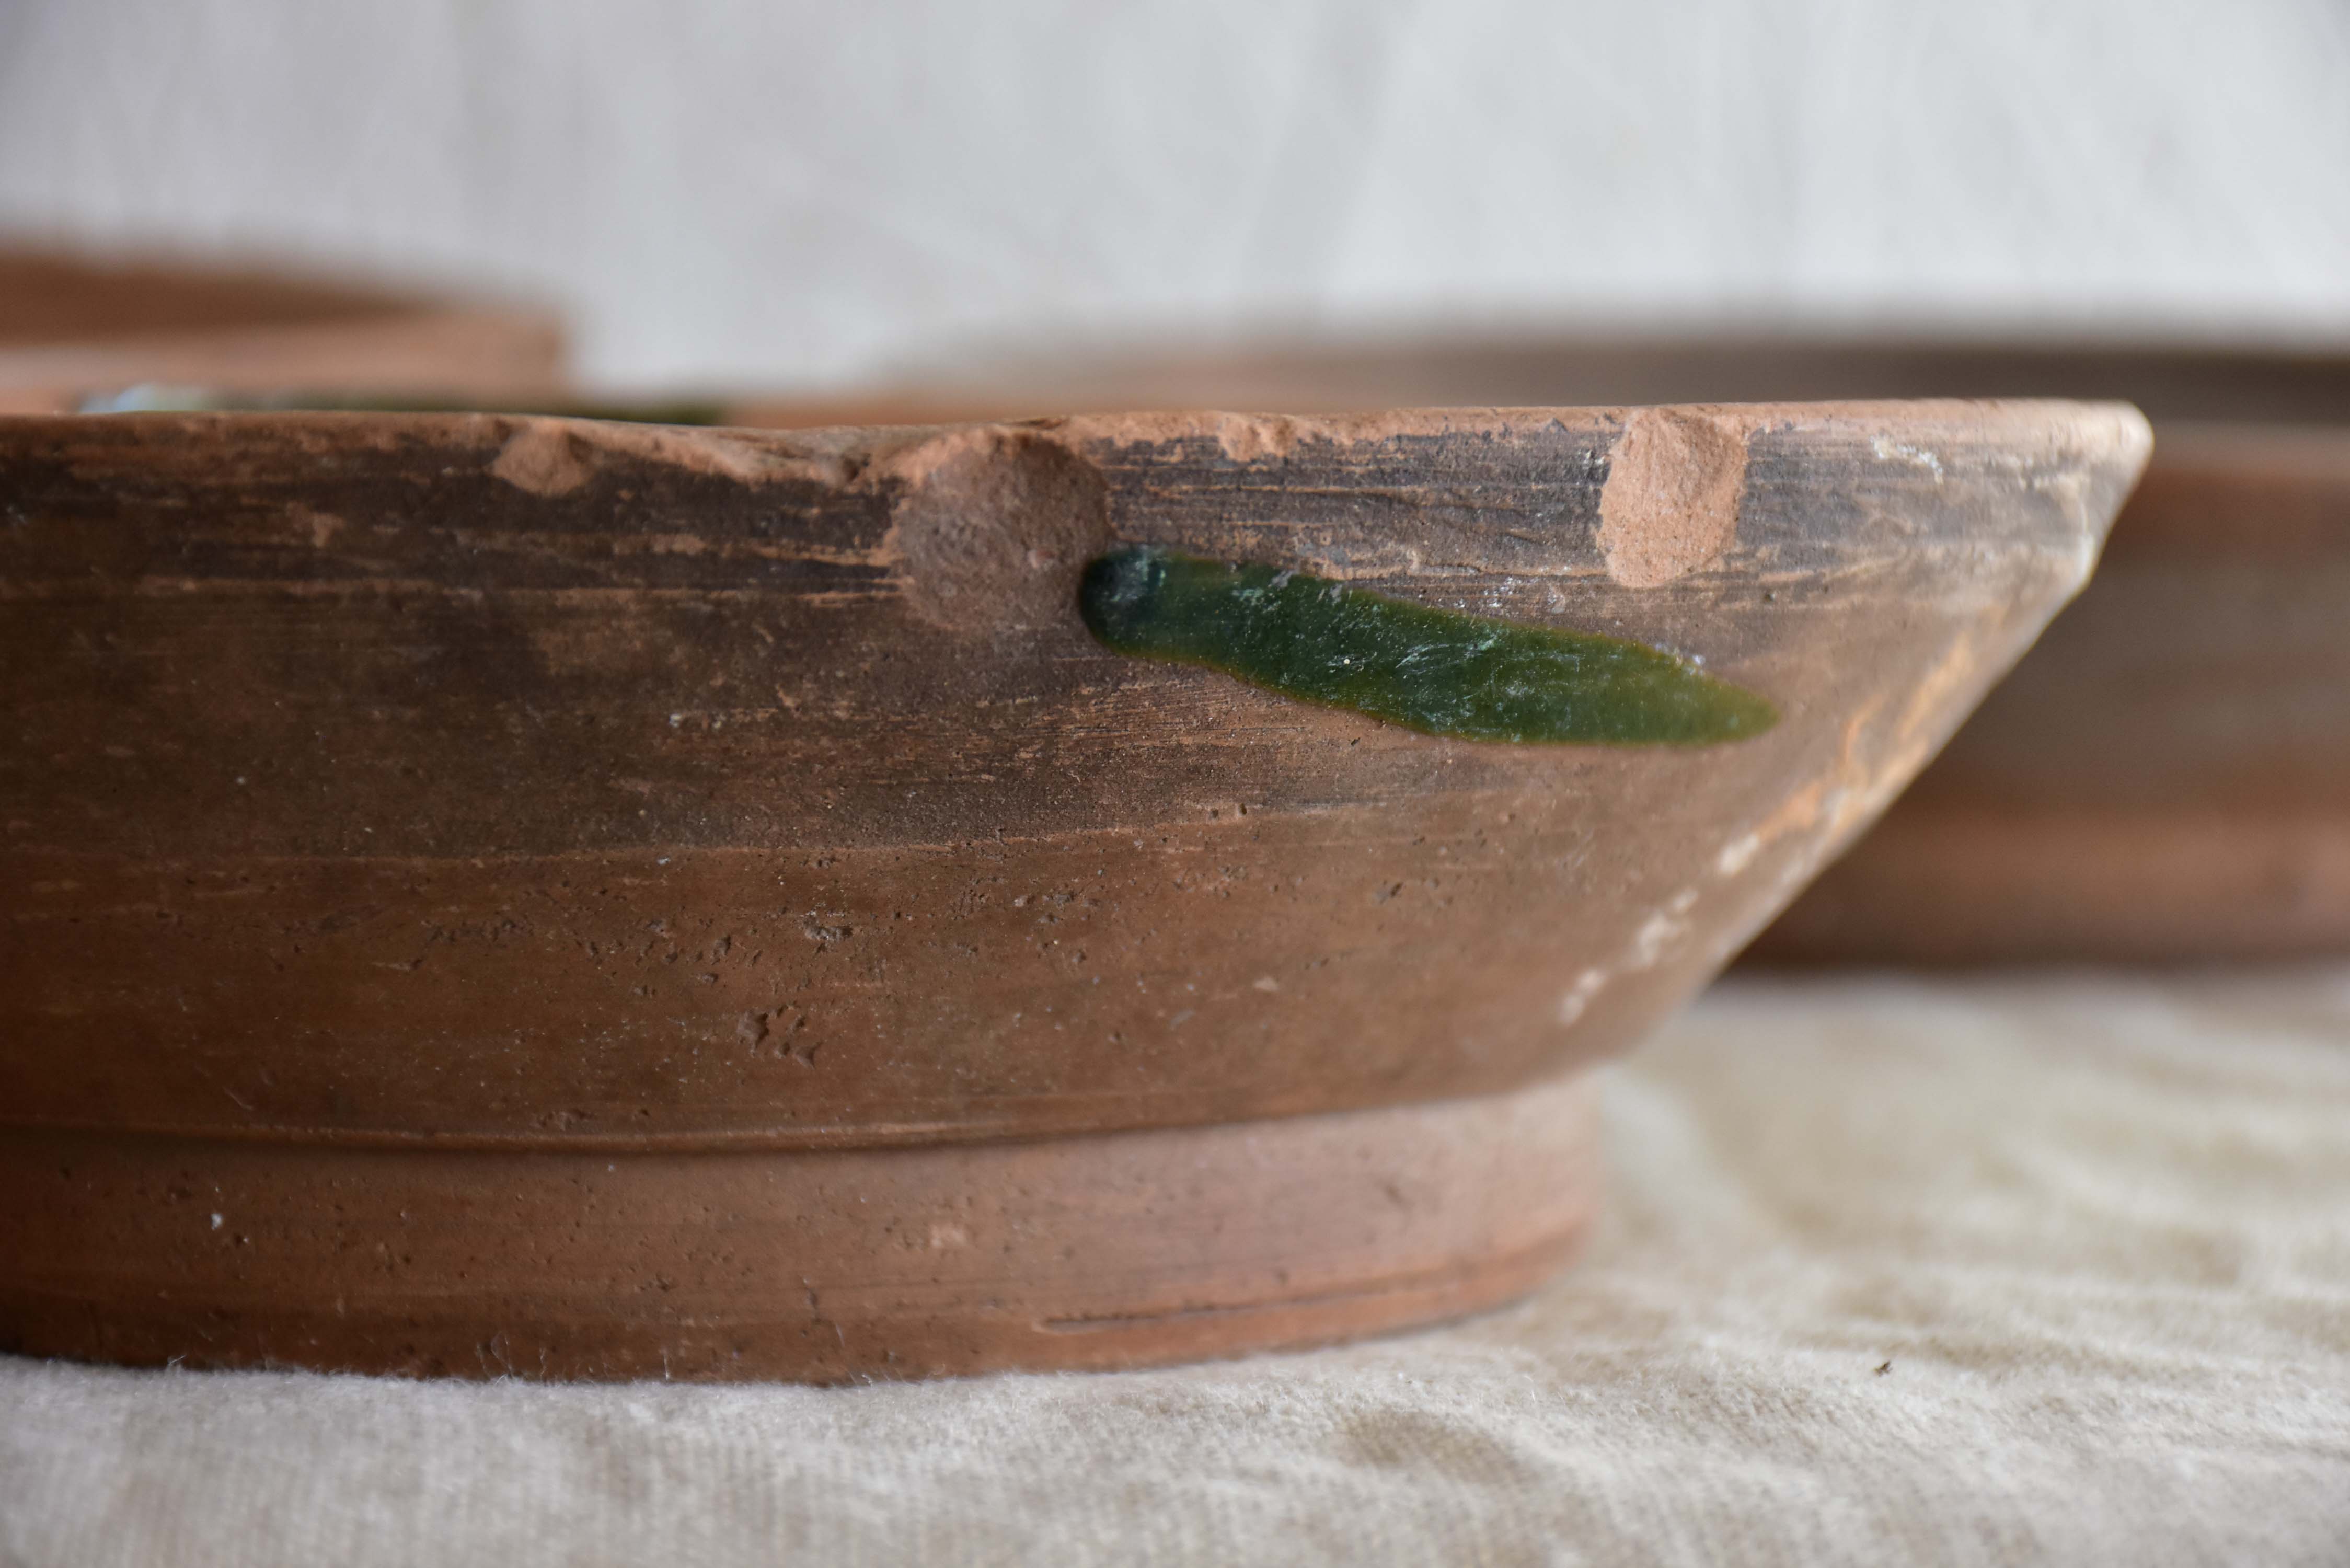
[
  {"x1": 1750, "y1": 422, "x2": 2350, "y2": 962},
  {"x1": 0, "y1": 401, "x2": 2146, "y2": 1379},
  {"x1": 0, "y1": 1073, "x2": 1598, "y2": 1381},
  {"x1": 752, "y1": 336, "x2": 2350, "y2": 964},
  {"x1": 0, "y1": 249, "x2": 565, "y2": 414}
]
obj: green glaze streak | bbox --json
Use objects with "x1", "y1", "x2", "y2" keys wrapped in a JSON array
[{"x1": 1079, "y1": 547, "x2": 1776, "y2": 746}]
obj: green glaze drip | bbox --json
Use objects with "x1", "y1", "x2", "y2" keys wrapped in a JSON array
[{"x1": 1078, "y1": 547, "x2": 1777, "y2": 746}]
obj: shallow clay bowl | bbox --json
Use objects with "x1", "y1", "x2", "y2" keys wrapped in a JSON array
[
  {"x1": 0, "y1": 248, "x2": 565, "y2": 414},
  {"x1": 0, "y1": 400, "x2": 2146, "y2": 1380}
]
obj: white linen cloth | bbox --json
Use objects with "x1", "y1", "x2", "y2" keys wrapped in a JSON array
[{"x1": 6, "y1": 971, "x2": 2349, "y2": 1566}]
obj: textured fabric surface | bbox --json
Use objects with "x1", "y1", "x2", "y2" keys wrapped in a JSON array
[{"x1": 5, "y1": 971, "x2": 2350, "y2": 1566}]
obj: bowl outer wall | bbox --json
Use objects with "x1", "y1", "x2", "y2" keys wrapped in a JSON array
[{"x1": 0, "y1": 401, "x2": 2148, "y2": 1150}]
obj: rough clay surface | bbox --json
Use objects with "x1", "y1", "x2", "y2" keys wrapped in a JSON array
[
  {"x1": 889, "y1": 426, "x2": 1112, "y2": 632},
  {"x1": 1756, "y1": 423, "x2": 2350, "y2": 963},
  {"x1": 1596, "y1": 407, "x2": 1752, "y2": 587},
  {"x1": 0, "y1": 1075, "x2": 1598, "y2": 1381},
  {"x1": 489, "y1": 421, "x2": 593, "y2": 496}
]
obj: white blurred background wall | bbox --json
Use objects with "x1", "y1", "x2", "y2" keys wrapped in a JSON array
[{"x1": 2, "y1": 0, "x2": 2346, "y2": 391}]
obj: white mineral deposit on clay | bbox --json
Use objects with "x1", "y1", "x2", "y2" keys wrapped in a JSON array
[
  {"x1": 1871, "y1": 433, "x2": 1946, "y2": 479},
  {"x1": 1715, "y1": 831, "x2": 1763, "y2": 877},
  {"x1": 1557, "y1": 967, "x2": 1608, "y2": 1025},
  {"x1": 1628, "y1": 887, "x2": 1702, "y2": 970}
]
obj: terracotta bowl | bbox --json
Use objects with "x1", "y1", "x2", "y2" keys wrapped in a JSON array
[
  {"x1": 741, "y1": 336, "x2": 2350, "y2": 964},
  {"x1": 0, "y1": 248, "x2": 565, "y2": 414},
  {"x1": 0, "y1": 400, "x2": 2146, "y2": 1380}
]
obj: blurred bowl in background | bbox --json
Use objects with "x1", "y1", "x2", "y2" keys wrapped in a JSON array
[
  {"x1": 0, "y1": 248, "x2": 566, "y2": 414},
  {"x1": 1754, "y1": 418, "x2": 2350, "y2": 964}
]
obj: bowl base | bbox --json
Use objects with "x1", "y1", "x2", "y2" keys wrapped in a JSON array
[{"x1": 0, "y1": 1073, "x2": 1596, "y2": 1382}]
